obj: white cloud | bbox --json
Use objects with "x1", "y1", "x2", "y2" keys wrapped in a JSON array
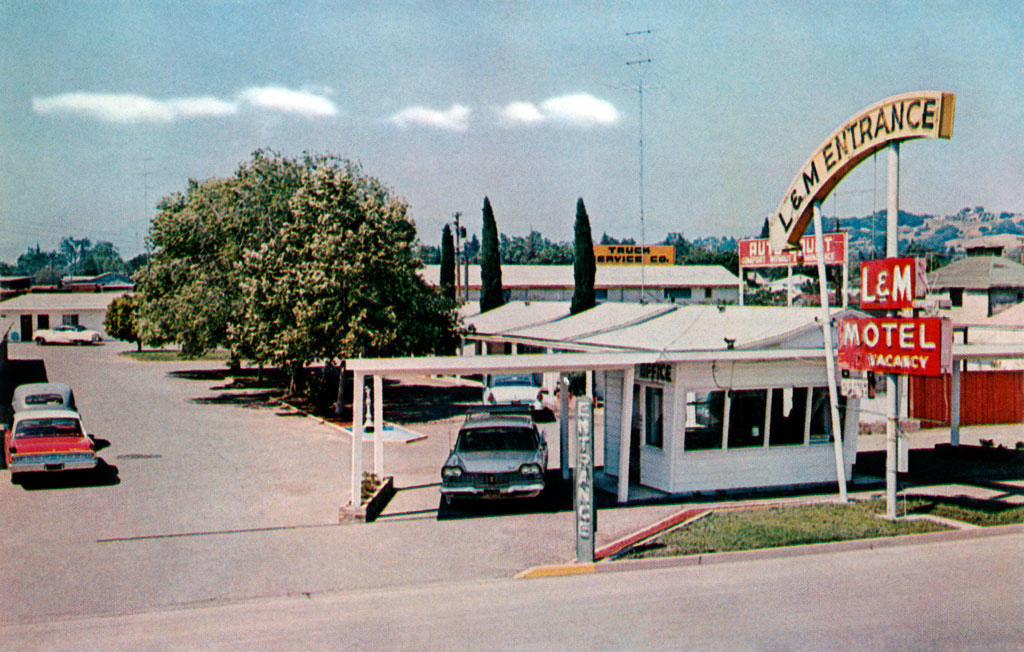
[
  {"x1": 166, "y1": 97, "x2": 239, "y2": 118},
  {"x1": 388, "y1": 104, "x2": 471, "y2": 131},
  {"x1": 32, "y1": 92, "x2": 238, "y2": 123},
  {"x1": 500, "y1": 101, "x2": 545, "y2": 125},
  {"x1": 502, "y1": 93, "x2": 621, "y2": 128},
  {"x1": 237, "y1": 86, "x2": 338, "y2": 117}
]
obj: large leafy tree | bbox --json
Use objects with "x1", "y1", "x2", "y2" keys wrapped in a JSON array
[
  {"x1": 137, "y1": 149, "x2": 457, "y2": 389},
  {"x1": 440, "y1": 223, "x2": 456, "y2": 301},
  {"x1": 479, "y1": 196, "x2": 504, "y2": 312},
  {"x1": 571, "y1": 198, "x2": 596, "y2": 314}
]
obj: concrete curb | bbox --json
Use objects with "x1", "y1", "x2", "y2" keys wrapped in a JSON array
[{"x1": 515, "y1": 522, "x2": 1024, "y2": 579}]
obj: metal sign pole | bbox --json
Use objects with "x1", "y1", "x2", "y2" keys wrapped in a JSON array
[
  {"x1": 813, "y1": 202, "x2": 848, "y2": 503},
  {"x1": 575, "y1": 396, "x2": 595, "y2": 563},
  {"x1": 886, "y1": 142, "x2": 901, "y2": 519}
]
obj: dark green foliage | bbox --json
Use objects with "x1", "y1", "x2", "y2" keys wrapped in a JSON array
[
  {"x1": 135, "y1": 149, "x2": 459, "y2": 383},
  {"x1": 479, "y1": 196, "x2": 504, "y2": 312},
  {"x1": 104, "y1": 294, "x2": 142, "y2": 351},
  {"x1": 440, "y1": 224, "x2": 456, "y2": 301},
  {"x1": 499, "y1": 231, "x2": 573, "y2": 264},
  {"x1": 571, "y1": 198, "x2": 596, "y2": 314}
]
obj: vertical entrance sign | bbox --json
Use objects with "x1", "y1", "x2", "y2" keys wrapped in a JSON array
[
  {"x1": 575, "y1": 396, "x2": 595, "y2": 563},
  {"x1": 769, "y1": 91, "x2": 955, "y2": 252}
]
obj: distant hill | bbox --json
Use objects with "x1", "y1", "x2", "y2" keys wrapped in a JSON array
[{"x1": 838, "y1": 206, "x2": 1024, "y2": 256}]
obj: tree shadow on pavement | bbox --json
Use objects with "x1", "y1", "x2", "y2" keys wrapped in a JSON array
[{"x1": 190, "y1": 389, "x2": 282, "y2": 409}]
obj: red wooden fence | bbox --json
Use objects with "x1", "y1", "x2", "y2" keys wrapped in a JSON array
[{"x1": 909, "y1": 370, "x2": 1024, "y2": 427}]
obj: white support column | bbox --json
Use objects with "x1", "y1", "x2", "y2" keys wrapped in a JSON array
[
  {"x1": 786, "y1": 266, "x2": 793, "y2": 307},
  {"x1": 373, "y1": 374, "x2": 384, "y2": 476},
  {"x1": 813, "y1": 201, "x2": 848, "y2": 503},
  {"x1": 950, "y1": 361, "x2": 961, "y2": 446},
  {"x1": 350, "y1": 373, "x2": 364, "y2": 506},
  {"x1": 617, "y1": 366, "x2": 635, "y2": 503},
  {"x1": 885, "y1": 141, "x2": 901, "y2": 519},
  {"x1": 559, "y1": 372, "x2": 570, "y2": 481}
]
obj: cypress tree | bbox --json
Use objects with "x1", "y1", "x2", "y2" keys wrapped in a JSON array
[
  {"x1": 440, "y1": 223, "x2": 455, "y2": 301},
  {"x1": 479, "y1": 196, "x2": 504, "y2": 312},
  {"x1": 571, "y1": 197, "x2": 597, "y2": 314}
]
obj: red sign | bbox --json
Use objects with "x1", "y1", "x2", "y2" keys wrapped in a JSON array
[
  {"x1": 837, "y1": 317, "x2": 952, "y2": 377},
  {"x1": 738, "y1": 232, "x2": 845, "y2": 268},
  {"x1": 860, "y1": 258, "x2": 927, "y2": 310}
]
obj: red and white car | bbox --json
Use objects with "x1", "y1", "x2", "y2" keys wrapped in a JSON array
[{"x1": 3, "y1": 408, "x2": 98, "y2": 480}]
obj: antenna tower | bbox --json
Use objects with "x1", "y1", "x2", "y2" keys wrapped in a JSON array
[{"x1": 626, "y1": 29, "x2": 652, "y2": 302}]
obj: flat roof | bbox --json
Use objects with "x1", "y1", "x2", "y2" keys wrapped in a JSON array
[
  {"x1": 421, "y1": 264, "x2": 739, "y2": 289},
  {"x1": 347, "y1": 341, "x2": 1024, "y2": 377},
  {"x1": 0, "y1": 291, "x2": 125, "y2": 311}
]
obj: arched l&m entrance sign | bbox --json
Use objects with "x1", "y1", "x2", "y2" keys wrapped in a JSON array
[{"x1": 769, "y1": 91, "x2": 955, "y2": 251}]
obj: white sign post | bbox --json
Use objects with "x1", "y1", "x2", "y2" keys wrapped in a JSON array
[{"x1": 575, "y1": 396, "x2": 595, "y2": 563}]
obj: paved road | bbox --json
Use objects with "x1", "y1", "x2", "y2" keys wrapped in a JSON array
[
  {"x1": 3, "y1": 531, "x2": 1021, "y2": 650},
  {"x1": 0, "y1": 342, "x2": 679, "y2": 624}
]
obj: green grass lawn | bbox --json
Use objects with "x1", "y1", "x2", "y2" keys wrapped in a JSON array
[
  {"x1": 121, "y1": 349, "x2": 231, "y2": 362},
  {"x1": 623, "y1": 500, "x2": 948, "y2": 559},
  {"x1": 897, "y1": 496, "x2": 1024, "y2": 527}
]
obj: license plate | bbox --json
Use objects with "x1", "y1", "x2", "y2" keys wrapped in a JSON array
[
  {"x1": 45, "y1": 463, "x2": 65, "y2": 472},
  {"x1": 484, "y1": 489, "x2": 500, "y2": 498}
]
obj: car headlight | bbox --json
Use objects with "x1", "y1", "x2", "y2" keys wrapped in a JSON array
[
  {"x1": 519, "y1": 463, "x2": 542, "y2": 476},
  {"x1": 442, "y1": 466, "x2": 463, "y2": 479}
]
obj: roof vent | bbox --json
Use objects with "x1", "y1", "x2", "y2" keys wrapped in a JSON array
[{"x1": 724, "y1": 338, "x2": 736, "y2": 350}]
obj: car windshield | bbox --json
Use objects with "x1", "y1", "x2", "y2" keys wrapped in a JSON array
[
  {"x1": 58, "y1": 325, "x2": 84, "y2": 332},
  {"x1": 14, "y1": 418, "x2": 83, "y2": 438},
  {"x1": 491, "y1": 374, "x2": 536, "y2": 387},
  {"x1": 458, "y1": 427, "x2": 536, "y2": 452}
]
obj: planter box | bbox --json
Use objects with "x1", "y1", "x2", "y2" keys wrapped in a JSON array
[{"x1": 339, "y1": 475, "x2": 395, "y2": 523}]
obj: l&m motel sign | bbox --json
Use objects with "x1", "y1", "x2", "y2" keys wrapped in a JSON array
[
  {"x1": 769, "y1": 91, "x2": 955, "y2": 251},
  {"x1": 859, "y1": 257, "x2": 927, "y2": 310},
  {"x1": 837, "y1": 317, "x2": 952, "y2": 377}
]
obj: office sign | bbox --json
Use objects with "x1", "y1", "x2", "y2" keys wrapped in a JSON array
[
  {"x1": 837, "y1": 317, "x2": 952, "y2": 376},
  {"x1": 575, "y1": 396, "x2": 595, "y2": 563},
  {"x1": 860, "y1": 257, "x2": 927, "y2": 310},
  {"x1": 738, "y1": 232, "x2": 846, "y2": 268},
  {"x1": 594, "y1": 245, "x2": 674, "y2": 265},
  {"x1": 769, "y1": 91, "x2": 955, "y2": 252}
]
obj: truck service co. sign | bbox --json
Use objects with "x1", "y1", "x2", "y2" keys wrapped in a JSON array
[
  {"x1": 837, "y1": 317, "x2": 952, "y2": 377},
  {"x1": 769, "y1": 91, "x2": 955, "y2": 251}
]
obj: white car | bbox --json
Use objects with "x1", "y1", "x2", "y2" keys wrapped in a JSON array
[
  {"x1": 33, "y1": 324, "x2": 102, "y2": 345},
  {"x1": 482, "y1": 373, "x2": 547, "y2": 411}
]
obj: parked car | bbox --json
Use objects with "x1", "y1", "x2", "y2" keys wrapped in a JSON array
[
  {"x1": 3, "y1": 408, "x2": 98, "y2": 478},
  {"x1": 440, "y1": 407, "x2": 548, "y2": 503},
  {"x1": 33, "y1": 324, "x2": 102, "y2": 345},
  {"x1": 13, "y1": 382, "x2": 77, "y2": 413},
  {"x1": 482, "y1": 373, "x2": 547, "y2": 411}
]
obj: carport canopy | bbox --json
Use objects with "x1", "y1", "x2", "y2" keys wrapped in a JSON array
[{"x1": 342, "y1": 348, "x2": 833, "y2": 506}]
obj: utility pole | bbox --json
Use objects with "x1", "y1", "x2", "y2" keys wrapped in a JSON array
[
  {"x1": 452, "y1": 212, "x2": 462, "y2": 304},
  {"x1": 626, "y1": 29, "x2": 652, "y2": 303}
]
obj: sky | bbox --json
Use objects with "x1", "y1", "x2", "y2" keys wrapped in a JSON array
[{"x1": 2, "y1": 1, "x2": 1022, "y2": 262}]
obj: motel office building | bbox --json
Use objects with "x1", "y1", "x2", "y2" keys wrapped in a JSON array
[{"x1": 461, "y1": 302, "x2": 861, "y2": 498}]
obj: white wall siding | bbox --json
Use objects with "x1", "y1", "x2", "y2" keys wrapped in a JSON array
[
  {"x1": 672, "y1": 444, "x2": 853, "y2": 494},
  {"x1": 603, "y1": 370, "x2": 623, "y2": 477}
]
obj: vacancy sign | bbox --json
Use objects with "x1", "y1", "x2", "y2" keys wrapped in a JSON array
[
  {"x1": 860, "y1": 257, "x2": 927, "y2": 310},
  {"x1": 837, "y1": 317, "x2": 952, "y2": 376}
]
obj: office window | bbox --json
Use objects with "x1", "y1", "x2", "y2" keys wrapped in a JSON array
[
  {"x1": 62, "y1": 314, "x2": 79, "y2": 326},
  {"x1": 644, "y1": 386, "x2": 663, "y2": 448},
  {"x1": 809, "y1": 387, "x2": 847, "y2": 444},
  {"x1": 684, "y1": 391, "x2": 724, "y2": 450},
  {"x1": 769, "y1": 388, "x2": 808, "y2": 446},
  {"x1": 950, "y1": 289, "x2": 963, "y2": 307},
  {"x1": 727, "y1": 389, "x2": 767, "y2": 448},
  {"x1": 594, "y1": 289, "x2": 608, "y2": 300}
]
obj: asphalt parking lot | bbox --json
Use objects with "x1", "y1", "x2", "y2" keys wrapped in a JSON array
[{"x1": 0, "y1": 342, "x2": 682, "y2": 624}]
